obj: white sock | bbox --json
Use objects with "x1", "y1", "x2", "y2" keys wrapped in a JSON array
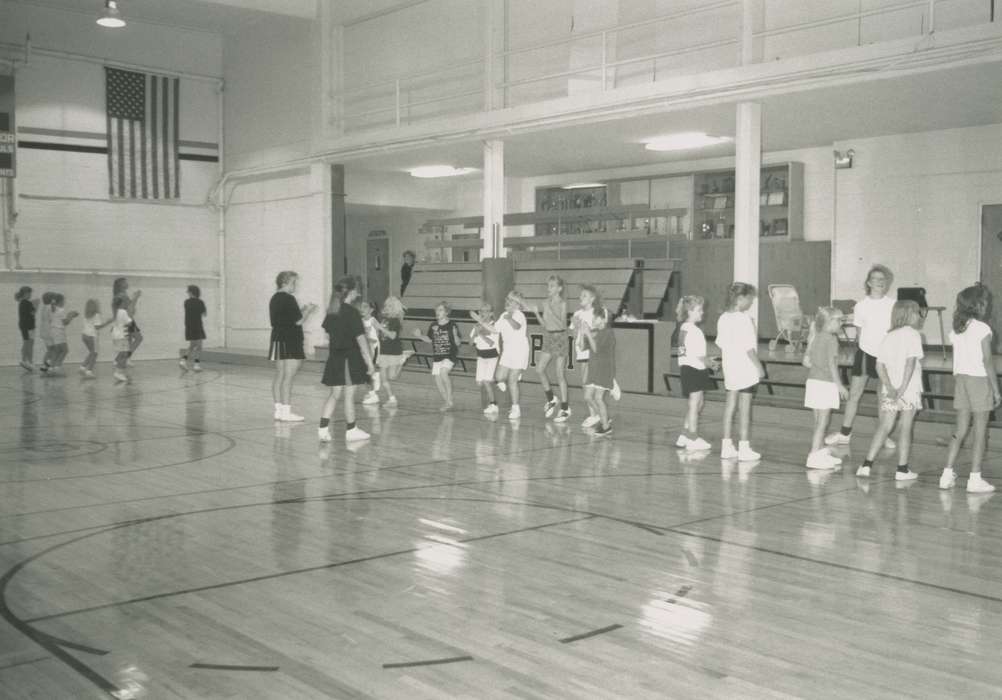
[{"x1": 739, "y1": 440, "x2": 751, "y2": 449}]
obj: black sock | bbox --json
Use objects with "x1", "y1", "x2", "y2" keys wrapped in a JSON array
[
  {"x1": 897, "y1": 464, "x2": 909, "y2": 473},
  {"x1": 346, "y1": 421, "x2": 356, "y2": 431},
  {"x1": 126, "y1": 351, "x2": 133, "y2": 358},
  {"x1": 181, "y1": 354, "x2": 188, "y2": 360},
  {"x1": 863, "y1": 459, "x2": 874, "y2": 468},
  {"x1": 545, "y1": 389, "x2": 554, "y2": 401},
  {"x1": 490, "y1": 401, "x2": 497, "y2": 406},
  {"x1": 320, "y1": 418, "x2": 330, "y2": 428},
  {"x1": 561, "y1": 401, "x2": 569, "y2": 410},
  {"x1": 840, "y1": 426, "x2": 852, "y2": 436}
]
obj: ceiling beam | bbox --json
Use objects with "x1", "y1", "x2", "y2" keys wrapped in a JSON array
[{"x1": 189, "y1": 0, "x2": 316, "y2": 20}]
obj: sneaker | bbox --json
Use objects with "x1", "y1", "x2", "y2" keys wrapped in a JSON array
[
  {"x1": 483, "y1": 404, "x2": 499, "y2": 417},
  {"x1": 554, "y1": 409, "x2": 571, "y2": 423},
  {"x1": 282, "y1": 407, "x2": 306, "y2": 422},
  {"x1": 193, "y1": 363, "x2": 202, "y2": 373},
  {"x1": 496, "y1": 381, "x2": 507, "y2": 393},
  {"x1": 386, "y1": 395, "x2": 398, "y2": 407},
  {"x1": 737, "y1": 442, "x2": 761, "y2": 462},
  {"x1": 720, "y1": 440, "x2": 738, "y2": 460},
  {"x1": 895, "y1": 469, "x2": 918, "y2": 482},
  {"x1": 884, "y1": 437, "x2": 896, "y2": 450},
  {"x1": 362, "y1": 391, "x2": 380, "y2": 405},
  {"x1": 318, "y1": 426, "x2": 333, "y2": 442},
  {"x1": 806, "y1": 449, "x2": 839, "y2": 470},
  {"x1": 856, "y1": 465, "x2": 871, "y2": 477},
  {"x1": 825, "y1": 432, "x2": 851, "y2": 446},
  {"x1": 39, "y1": 365, "x2": 49, "y2": 374},
  {"x1": 179, "y1": 359, "x2": 188, "y2": 371},
  {"x1": 594, "y1": 424, "x2": 613, "y2": 437},
  {"x1": 939, "y1": 468, "x2": 957, "y2": 490},
  {"x1": 19, "y1": 361, "x2": 33, "y2": 372},
  {"x1": 78, "y1": 365, "x2": 87, "y2": 375},
  {"x1": 966, "y1": 474, "x2": 996, "y2": 494},
  {"x1": 581, "y1": 414, "x2": 600, "y2": 428},
  {"x1": 345, "y1": 426, "x2": 370, "y2": 442},
  {"x1": 611, "y1": 380, "x2": 622, "y2": 401},
  {"x1": 544, "y1": 398, "x2": 558, "y2": 418},
  {"x1": 675, "y1": 435, "x2": 690, "y2": 448},
  {"x1": 113, "y1": 370, "x2": 127, "y2": 382},
  {"x1": 274, "y1": 403, "x2": 284, "y2": 421},
  {"x1": 686, "y1": 437, "x2": 712, "y2": 452},
  {"x1": 509, "y1": 405, "x2": 521, "y2": 420},
  {"x1": 84, "y1": 369, "x2": 95, "y2": 379}
]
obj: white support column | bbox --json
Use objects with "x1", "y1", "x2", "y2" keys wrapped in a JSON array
[
  {"x1": 482, "y1": 139, "x2": 505, "y2": 259},
  {"x1": 734, "y1": 102, "x2": 762, "y2": 322}
]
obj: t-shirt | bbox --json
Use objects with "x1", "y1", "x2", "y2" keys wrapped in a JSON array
[
  {"x1": 716, "y1": 310, "x2": 759, "y2": 391},
  {"x1": 470, "y1": 323, "x2": 500, "y2": 358},
  {"x1": 853, "y1": 295, "x2": 896, "y2": 356},
  {"x1": 541, "y1": 298, "x2": 567, "y2": 332},
  {"x1": 18, "y1": 299, "x2": 35, "y2": 331},
  {"x1": 323, "y1": 304, "x2": 366, "y2": 352},
  {"x1": 677, "y1": 321, "x2": 707, "y2": 370},
  {"x1": 949, "y1": 319, "x2": 992, "y2": 377},
  {"x1": 185, "y1": 298, "x2": 207, "y2": 326},
  {"x1": 112, "y1": 308, "x2": 132, "y2": 340},
  {"x1": 363, "y1": 317, "x2": 380, "y2": 351},
  {"x1": 572, "y1": 307, "x2": 596, "y2": 360},
  {"x1": 498, "y1": 309, "x2": 529, "y2": 357},
  {"x1": 877, "y1": 326, "x2": 924, "y2": 398},
  {"x1": 82, "y1": 313, "x2": 103, "y2": 338},
  {"x1": 381, "y1": 317, "x2": 404, "y2": 355},
  {"x1": 427, "y1": 320, "x2": 459, "y2": 361},
  {"x1": 269, "y1": 292, "x2": 302, "y2": 330},
  {"x1": 807, "y1": 331, "x2": 839, "y2": 382},
  {"x1": 49, "y1": 307, "x2": 68, "y2": 344}
]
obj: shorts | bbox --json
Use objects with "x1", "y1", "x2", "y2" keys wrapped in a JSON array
[
  {"x1": 500, "y1": 350, "x2": 529, "y2": 371},
  {"x1": 954, "y1": 374, "x2": 993, "y2": 412},
  {"x1": 377, "y1": 352, "x2": 408, "y2": 369},
  {"x1": 431, "y1": 359, "x2": 454, "y2": 376},
  {"x1": 127, "y1": 320, "x2": 141, "y2": 335},
  {"x1": 476, "y1": 357, "x2": 499, "y2": 383},
  {"x1": 680, "y1": 365, "x2": 714, "y2": 397},
  {"x1": 805, "y1": 379, "x2": 840, "y2": 410},
  {"x1": 541, "y1": 330, "x2": 568, "y2": 357},
  {"x1": 851, "y1": 349, "x2": 879, "y2": 379},
  {"x1": 879, "y1": 388, "x2": 922, "y2": 412}
]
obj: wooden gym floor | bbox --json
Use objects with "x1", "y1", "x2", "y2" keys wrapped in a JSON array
[{"x1": 1, "y1": 361, "x2": 1000, "y2": 699}]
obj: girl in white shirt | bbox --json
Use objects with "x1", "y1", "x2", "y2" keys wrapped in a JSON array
[
  {"x1": 79, "y1": 299, "x2": 111, "y2": 378},
  {"x1": 111, "y1": 295, "x2": 134, "y2": 383},
  {"x1": 674, "y1": 296, "x2": 715, "y2": 452},
  {"x1": 470, "y1": 302, "x2": 501, "y2": 417},
  {"x1": 717, "y1": 283, "x2": 765, "y2": 461},
  {"x1": 857, "y1": 300, "x2": 924, "y2": 482},
  {"x1": 939, "y1": 285, "x2": 999, "y2": 493},
  {"x1": 496, "y1": 290, "x2": 530, "y2": 420},
  {"x1": 572, "y1": 286, "x2": 599, "y2": 428}
]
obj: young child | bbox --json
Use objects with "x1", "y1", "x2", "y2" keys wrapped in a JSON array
[
  {"x1": 531, "y1": 275, "x2": 569, "y2": 419},
  {"x1": 180, "y1": 285, "x2": 207, "y2": 372},
  {"x1": 319, "y1": 276, "x2": 374, "y2": 443},
  {"x1": 15, "y1": 286, "x2": 35, "y2": 371},
  {"x1": 37, "y1": 291, "x2": 54, "y2": 372},
  {"x1": 46, "y1": 294, "x2": 78, "y2": 375},
  {"x1": 414, "y1": 302, "x2": 462, "y2": 411},
  {"x1": 373, "y1": 295, "x2": 408, "y2": 407},
  {"x1": 496, "y1": 291, "x2": 530, "y2": 420},
  {"x1": 470, "y1": 302, "x2": 501, "y2": 417},
  {"x1": 717, "y1": 282, "x2": 765, "y2": 461},
  {"x1": 856, "y1": 300, "x2": 924, "y2": 481},
  {"x1": 110, "y1": 294, "x2": 134, "y2": 383},
  {"x1": 939, "y1": 285, "x2": 999, "y2": 493},
  {"x1": 358, "y1": 300, "x2": 382, "y2": 405},
  {"x1": 675, "y1": 296, "x2": 714, "y2": 452},
  {"x1": 827, "y1": 264, "x2": 897, "y2": 447},
  {"x1": 804, "y1": 307, "x2": 849, "y2": 469},
  {"x1": 583, "y1": 306, "x2": 616, "y2": 436},
  {"x1": 572, "y1": 285, "x2": 600, "y2": 426},
  {"x1": 80, "y1": 299, "x2": 111, "y2": 378}
]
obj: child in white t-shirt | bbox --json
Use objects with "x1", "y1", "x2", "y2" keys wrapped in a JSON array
[
  {"x1": 572, "y1": 286, "x2": 599, "y2": 428},
  {"x1": 717, "y1": 282, "x2": 765, "y2": 461},
  {"x1": 674, "y1": 295, "x2": 715, "y2": 452},
  {"x1": 80, "y1": 299, "x2": 111, "y2": 378},
  {"x1": 496, "y1": 291, "x2": 529, "y2": 420},
  {"x1": 803, "y1": 307, "x2": 848, "y2": 469},
  {"x1": 939, "y1": 285, "x2": 999, "y2": 493},
  {"x1": 470, "y1": 302, "x2": 501, "y2": 417},
  {"x1": 857, "y1": 300, "x2": 924, "y2": 481},
  {"x1": 111, "y1": 296, "x2": 134, "y2": 383}
]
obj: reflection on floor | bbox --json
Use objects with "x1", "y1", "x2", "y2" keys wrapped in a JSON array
[{"x1": 1, "y1": 361, "x2": 1000, "y2": 698}]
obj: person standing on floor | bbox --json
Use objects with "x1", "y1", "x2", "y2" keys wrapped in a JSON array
[
  {"x1": 180, "y1": 285, "x2": 207, "y2": 372},
  {"x1": 37, "y1": 291, "x2": 54, "y2": 372},
  {"x1": 112, "y1": 277, "x2": 143, "y2": 363},
  {"x1": 803, "y1": 307, "x2": 849, "y2": 469},
  {"x1": 496, "y1": 290, "x2": 531, "y2": 421},
  {"x1": 530, "y1": 275, "x2": 570, "y2": 420},
  {"x1": 413, "y1": 301, "x2": 463, "y2": 412},
  {"x1": 400, "y1": 250, "x2": 416, "y2": 297},
  {"x1": 582, "y1": 306, "x2": 616, "y2": 437},
  {"x1": 269, "y1": 270, "x2": 318, "y2": 422},
  {"x1": 79, "y1": 299, "x2": 111, "y2": 378},
  {"x1": 717, "y1": 282, "x2": 765, "y2": 461},
  {"x1": 15, "y1": 286, "x2": 35, "y2": 371},
  {"x1": 674, "y1": 295, "x2": 715, "y2": 452}
]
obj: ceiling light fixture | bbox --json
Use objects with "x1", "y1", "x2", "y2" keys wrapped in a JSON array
[
  {"x1": 644, "y1": 132, "x2": 732, "y2": 152},
  {"x1": 409, "y1": 165, "x2": 476, "y2": 179},
  {"x1": 561, "y1": 182, "x2": 605, "y2": 190},
  {"x1": 97, "y1": 0, "x2": 126, "y2": 28}
]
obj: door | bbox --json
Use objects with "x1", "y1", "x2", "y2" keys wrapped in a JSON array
[
  {"x1": 366, "y1": 237, "x2": 390, "y2": 308},
  {"x1": 981, "y1": 204, "x2": 1002, "y2": 353}
]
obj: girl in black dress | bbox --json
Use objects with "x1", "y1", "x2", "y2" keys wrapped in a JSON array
[
  {"x1": 270, "y1": 270, "x2": 318, "y2": 422},
  {"x1": 15, "y1": 286, "x2": 35, "y2": 371},
  {"x1": 318, "y1": 276, "x2": 375, "y2": 443},
  {"x1": 180, "y1": 285, "x2": 208, "y2": 372}
]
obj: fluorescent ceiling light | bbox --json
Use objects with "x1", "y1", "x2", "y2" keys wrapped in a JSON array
[
  {"x1": 97, "y1": 0, "x2": 126, "y2": 28},
  {"x1": 409, "y1": 165, "x2": 477, "y2": 178},
  {"x1": 644, "y1": 132, "x2": 732, "y2": 152},
  {"x1": 561, "y1": 182, "x2": 605, "y2": 190}
]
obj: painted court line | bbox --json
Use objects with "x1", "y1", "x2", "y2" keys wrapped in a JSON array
[
  {"x1": 190, "y1": 663, "x2": 279, "y2": 672},
  {"x1": 382, "y1": 655, "x2": 473, "y2": 669},
  {"x1": 558, "y1": 623, "x2": 623, "y2": 644}
]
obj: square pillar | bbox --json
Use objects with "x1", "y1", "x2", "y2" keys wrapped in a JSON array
[
  {"x1": 734, "y1": 101, "x2": 762, "y2": 322},
  {"x1": 481, "y1": 139, "x2": 504, "y2": 259}
]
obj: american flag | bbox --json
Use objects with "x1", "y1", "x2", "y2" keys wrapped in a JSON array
[{"x1": 105, "y1": 67, "x2": 180, "y2": 199}]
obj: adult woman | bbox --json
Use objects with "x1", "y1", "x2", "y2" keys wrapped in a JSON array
[{"x1": 269, "y1": 270, "x2": 318, "y2": 422}]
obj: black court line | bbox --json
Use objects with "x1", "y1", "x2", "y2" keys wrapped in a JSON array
[
  {"x1": 34, "y1": 630, "x2": 109, "y2": 656},
  {"x1": 682, "y1": 548, "x2": 699, "y2": 566},
  {"x1": 0, "y1": 655, "x2": 51, "y2": 671},
  {"x1": 382, "y1": 655, "x2": 473, "y2": 669},
  {"x1": 559, "y1": 623, "x2": 622, "y2": 644},
  {"x1": 190, "y1": 663, "x2": 279, "y2": 672},
  {"x1": 666, "y1": 585, "x2": 693, "y2": 604}
]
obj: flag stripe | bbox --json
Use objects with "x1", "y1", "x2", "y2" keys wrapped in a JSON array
[
  {"x1": 173, "y1": 77, "x2": 180, "y2": 198},
  {"x1": 150, "y1": 77, "x2": 158, "y2": 199},
  {"x1": 129, "y1": 119, "x2": 136, "y2": 198},
  {"x1": 162, "y1": 77, "x2": 169, "y2": 198},
  {"x1": 106, "y1": 101, "x2": 113, "y2": 196},
  {"x1": 140, "y1": 78, "x2": 148, "y2": 199},
  {"x1": 116, "y1": 118, "x2": 125, "y2": 198}
]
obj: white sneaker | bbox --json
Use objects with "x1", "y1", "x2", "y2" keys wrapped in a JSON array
[
  {"x1": 113, "y1": 370, "x2": 128, "y2": 382},
  {"x1": 345, "y1": 426, "x2": 370, "y2": 442},
  {"x1": 496, "y1": 381, "x2": 507, "y2": 393},
  {"x1": 193, "y1": 363, "x2": 203, "y2": 372},
  {"x1": 84, "y1": 369, "x2": 95, "y2": 379},
  {"x1": 895, "y1": 469, "x2": 918, "y2": 482},
  {"x1": 544, "y1": 398, "x2": 558, "y2": 418},
  {"x1": 737, "y1": 441, "x2": 761, "y2": 462},
  {"x1": 554, "y1": 408, "x2": 571, "y2": 423},
  {"x1": 806, "y1": 449, "x2": 839, "y2": 470},
  {"x1": 78, "y1": 365, "x2": 87, "y2": 375},
  {"x1": 939, "y1": 468, "x2": 957, "y2": 490},
  {"x1": 675, "y1": 435, "x2": 690, "y2": 448},
  {"x1": 483, "y1": 404, "x2": 499, "y2": 417},
  {"x1": 318, "y1": 426, "x2": 332, "y2": 442},
  {"x1": 509, "y1": 405, "x2": 521, "y2": 420},
  {"x1": 611, "y1": 380, "x2": 622, "y2": 401},
  {"x1": 966, "y1": 474, "x2": 996, "y2": 493},
  {"x1": 856, "y1": 465, "x2": 871, "y2": 477},
  {"x1": 582, "y1": 414, "x2": 600, "y2": 428},
  {"x1": 179, "y1": 359, "x2": 188, "y2": 371},
  {"x1": 362, "y1": 391, "x2": 380, "y2": 405},
  {"x1": 720, "y1": 440, "x2": 738, "y2": 459},
  {"x1": 282, "y1": 406, "x2": 306, "y2": 422},
  {"x1": 386, "y1": 395, "x2": 398, "y2": 407},
  {"x1": 884, "y1": 437, "x2": 896, "y2": 450},
  {"x1": 825, "y1": 432, "x2": 851, "y2": 446},
  {"x1": 274, "y1": 403, "x2": 284, "y2": 421},
  {"x1": 686, "y1": 437, "x2": 712, "y2": 452}
]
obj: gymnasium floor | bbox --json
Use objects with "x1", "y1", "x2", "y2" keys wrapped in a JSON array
[{"x1": 1, "y1": 361, "x2": 1000, "y2": 699}]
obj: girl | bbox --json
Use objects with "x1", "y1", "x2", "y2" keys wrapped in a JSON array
[
  {"x1": 15, "y1": 286, "x2": 35, "y2": 371},
  {"x1": 110, "y1": 294, "x2": 133, "y2": 383},
  {"x1": 496, "y1": 291, "x2": 530, "y2": 420},
  {"x1": 37, "y1": 292, "x2": 54, "y2": 372},
  {"x1": 827, "y1": 264, "x2": 897, "y2": 447},
  {"x1": 675, "y1": 296, "x2": 714, "y2": 452},
  {"x1": 856, "y1": 300, "x2": 924, "y2": 481},
  {"x1": 804, "y1": 307, "x2": 849, "y2": 469},
  {"x1": 359, "y1": 300, "x2": 382, "y2": 405},
  {"x1": 80, "y1": 299, "x2": 111, "y2": 378},
  {"x1": 414, "y1": 302, "x2": 462, "y2": 411},
  {"x1": 112, "y1": 277, "x2": 143, "y2": 363},
  {"x1": 939, "y1": 285, "x2": 998, "y2": 493},
  {"x1": 717, "y1": 282, "x2": 765, "y2": 461},
  {"x1": 318, "y1": 276, "x2": 374, "y2": 443},
  {"x1": 531, "y1": 275, "x2": 569, "y2": 419},
  {"x1": 583, "y1": 306, "x2": 615, "y2": 436},
  {"x1": 180, "y1": 285, "x2": 207, "y2": 372},
  {"x1": 47, "y1": 294, "x2": 78, "y2": 374},
  {"x1": 571, "y1": 286, "x2": 600, "y2": 426},
  {"x1": 470, "y1": 302, "x2": 501, "y2": 417},
  {"x1": 269, "y1": 270, "x2": 318, "y2": 422},
  {"x1": 373, "y1": 296, "x2": 409, "y2": 407}
]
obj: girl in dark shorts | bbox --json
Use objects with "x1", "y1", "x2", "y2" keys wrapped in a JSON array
[
  {"x1": 269, "y1": 270, "x2": 318, "y2": 422},
  {"x1": 318, "y1": 276, "x2": 375, "y2": 443},
  {"x1": 15, "y1": 286, "x2": 35, "y2": 371},
  {"x1": 180, "y1": 285, "x2": 207, "y2": 372},
  {"x1": 674, "y1": 295, "x2": 715, "y2": 452}
]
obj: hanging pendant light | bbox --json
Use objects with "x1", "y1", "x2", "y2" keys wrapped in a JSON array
[{"x1": 97, "y1": 1, "x2": 126, "y2": 28}]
